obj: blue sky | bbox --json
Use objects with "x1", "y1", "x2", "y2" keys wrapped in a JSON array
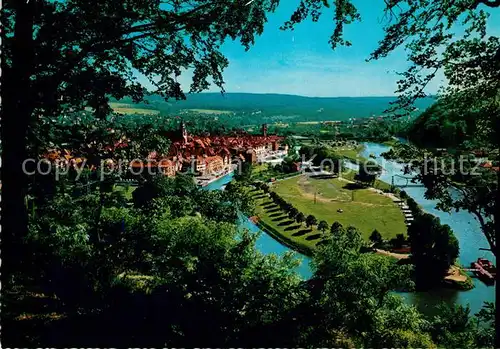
[{"x1": 145, "y1": 1, "x2": 500, "y2": 97}]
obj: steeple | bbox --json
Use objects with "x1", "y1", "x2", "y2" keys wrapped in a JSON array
[{"x1": 180, "y1": 120, "x2": 188, "y2": 144}]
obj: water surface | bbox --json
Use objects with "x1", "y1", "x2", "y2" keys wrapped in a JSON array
[
  {"x1": 203, "y1": 173, "x2": 313, "y2": 279},
  {"x1": 360, "y1": 142, "x2": 495, "y2": 315},
  {"x1": 205, "y1": 145, "x2": 495, "y2": 315}
]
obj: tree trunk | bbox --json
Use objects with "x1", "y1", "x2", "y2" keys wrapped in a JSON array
[{"x1": 1, "y1": 2, "x2": 35, "y2": 286}]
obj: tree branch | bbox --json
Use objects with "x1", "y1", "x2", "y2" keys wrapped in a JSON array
[{"x1": 472, "y1": 0, "x2": 500, "y2": 8}]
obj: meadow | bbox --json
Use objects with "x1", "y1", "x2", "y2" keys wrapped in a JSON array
[
  {"x1": 253, "y1": 174, "x2": 406, "y2": 253},
  {"x1": 110, "y1": 103, "x2": 160, "y2": 115}
]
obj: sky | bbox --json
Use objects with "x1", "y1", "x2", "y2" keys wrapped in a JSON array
[{"x1": 142, "y1": 0, "x2": 500, "y2": 98}]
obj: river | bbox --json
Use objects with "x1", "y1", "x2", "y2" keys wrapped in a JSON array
[
  {"x1": 203, "y1": 173, "x2": 313, "y2": 279},
  {"x1": 204, "y1": 142, "x2": 495, "y2": 315},
  {"x1": 359, "y1": 142, "x2": 495, "y2": 315}
]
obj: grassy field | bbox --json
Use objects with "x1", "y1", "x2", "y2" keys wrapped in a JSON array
[
  {"x1": 341, "y1": 170, "x2": 392, "y2": 191},
  {"x1": 334, "y1": 145, "x2": 367, "y2": 163},
  {"x1": 253, "y1": 175, "x2": 406, "y2": 252},
  {"x1": 381, "y1": 139, "x2": 401, "y2": 147},
  {"x1": 114, "y1": 184, "x2": 136, "y2": 200},
  {"x1": 110, "y1": 103, "x2": 160, "y2": 115}
]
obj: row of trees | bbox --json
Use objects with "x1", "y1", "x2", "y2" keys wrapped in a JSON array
[
  {"x1": 298, "y1": 145, "x2": 344, "y2": 173},
  {"x1": 259, "y1": 183, "x2": 353, "y2": 238},
  {"x1": 362, "y1": 190, "x2": 460, "y2": 291},
  {"x1": 268, "y1": 190, "x2": 313, "y2": 226},
  {"x1": 355, "y1": 161, "x2": 383, "y2": 187}
]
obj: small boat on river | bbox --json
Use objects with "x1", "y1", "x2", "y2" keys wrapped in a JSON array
[{"x1": 470, "y1": 258, "x2": 496, "y2": 285}]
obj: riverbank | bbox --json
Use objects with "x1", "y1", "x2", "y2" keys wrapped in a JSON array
[
  {"x1": 197, "y1": 167, "x2": 234, "y2": 187},
  {"x1": 208, "y1": 142, "x2": 493, "y2": 315},
  {"x1": 374, "y1": 248, "x2": 473, "y2": 291},
  {"x1": 359, "y1": 142, "x2": 494, "y2": 315},
  {"x1": 251, "y1": 215, "x2": 314, "y2": 257}
]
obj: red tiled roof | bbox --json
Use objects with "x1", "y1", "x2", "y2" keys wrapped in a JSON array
[
  {"x1": 158, "y1": 159, "x2": 175, "y2": 168},
  {"x1": 195, "y1": 139, "x2": 206, "y2": 148},
  {"x1": 205, "y1": 156, "x2": 223, "y2": 164},
  {"x1": 130, "y1": 160, "x2": 157, "y2": 168}
]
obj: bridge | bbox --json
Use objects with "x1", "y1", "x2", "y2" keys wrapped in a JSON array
[{"x1": 391, "y1": 174, "x2": 425, "y2": 188}]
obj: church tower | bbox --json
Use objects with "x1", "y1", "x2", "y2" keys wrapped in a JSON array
[
  {"x1": 180, "y1": 121, "x2": 188, "y2": 144},
  {"x1": 262, "y1": 123, "x2": 268, "y2": 137}
]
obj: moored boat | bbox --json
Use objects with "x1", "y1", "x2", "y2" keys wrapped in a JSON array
[{"x1": 470, "y1": 258, "x2": 496, "y2": 285}]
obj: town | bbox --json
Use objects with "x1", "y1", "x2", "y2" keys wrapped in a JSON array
[{"x1": 42, "y1": 122, "x2": 289, "y2": 187}]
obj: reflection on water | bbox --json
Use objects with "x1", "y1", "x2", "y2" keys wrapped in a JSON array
[
  {"x1": 203, "y1": 172, "x2": 313, "y2": 279},
  {"x1": 238, "y1": 213, "x2": 313, "y2": 279}
]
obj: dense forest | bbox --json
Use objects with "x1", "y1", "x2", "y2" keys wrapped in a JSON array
[
  {"x1": 115, "y1": 93, "x2": 436, "y2": 123},
  {"x1": 406, "y1": 94, "x2": 499, "y2": 150}
]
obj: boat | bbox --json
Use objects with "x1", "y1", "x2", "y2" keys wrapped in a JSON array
[
  {"x1": 470, "y1": 258, "x2": 496, "y2": 285},
  {"x1": 369, "y1": 153, "x2": 376, "y2": 159}
]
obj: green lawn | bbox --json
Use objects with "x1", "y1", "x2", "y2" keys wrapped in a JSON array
[
  {"x1": 114, "y1": 184, "x2": 136, "y2": 200},
  {"x1": 253, "y1": 175, "x2": 406, "y2": 253},
  {"x1": 109, "y1": 103, "x2": 160, "y2": 115},
  {"x1": 332, "y1": 145, "x2": 367, "y2": 163},
  {"x1": 252, "y1": 195, "x2": 323, "y2": 255},
  {"x1": 185, "y1": 108, "x2": 233, "y2": 114},
  {"x1": 341, "y1": 170, "x2": 392, "y2": 191}
]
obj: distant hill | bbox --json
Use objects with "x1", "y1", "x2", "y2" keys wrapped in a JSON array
[{"x1": 114, "y1": 93, "x2": 436, "y2": 123}]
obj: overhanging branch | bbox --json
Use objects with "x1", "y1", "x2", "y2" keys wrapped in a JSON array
[{"x1": 472, "y1": 0, "x2": 500, "y2": 8}]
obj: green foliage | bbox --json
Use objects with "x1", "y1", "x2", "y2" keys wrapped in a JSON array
[
  {"x1": 4, "y1": 0, "x2": 499, "y2": 346},
  {"x1": 288, "y1": 207, "x2": 299, "y2": 220},
  {"x1": 317, "y1": 220, "x2": 329, "y2": 233},
  {"x1": 305, "y1": 214, "x2": 318, "y2": 228},
  {"x1": 408, "y1": 213, "x2": 460, "y2": 289},
  {"x1": 308, "y1": 226, "x2": 421, "y2": 347},
  {"x1": 224, "y1": 181, "x2": 256, "y2": 216},
  {"x1": 296, "y1": 212, "x2": 306, "y2": 224},
  {"x1": 355, "y1": 161, "x2": 382, "y2": 186},
  {"x1": 234, "y1": 162, "x2": 253, "y2": 182},
  {"x1": 330, "y1": 221, "x2": 343, "y2": 235},
  {"x1": 299, "y1": 144, "x2": 343, "y2": 172},
  {"x1": 428, "y1": 302, "x2": 496, "y2": 349},
  {"x1": 408, "y1": 100, "x2": 471, "y2": 149}
]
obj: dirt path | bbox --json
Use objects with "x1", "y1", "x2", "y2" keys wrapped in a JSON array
[
  {"x1": 337, "y1": 177, "x2": 400, "y2": 201},
  {"x1": 375, "y1": 249, "x2": 468, "y2": 283},
  {"x1": 444, "y1": 265, "x2": 467, "y2": 282}
]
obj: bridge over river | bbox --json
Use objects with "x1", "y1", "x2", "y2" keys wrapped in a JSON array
[{"x1": 390, "y1": 174, "x2": 425, "y2": 188}]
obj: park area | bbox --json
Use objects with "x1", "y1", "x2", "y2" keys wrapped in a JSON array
[{"x1": 253, "y1": 174, "x2": 407, "y2": 253}]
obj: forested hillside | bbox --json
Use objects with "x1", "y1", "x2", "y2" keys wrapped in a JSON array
[
  {"x1": 114, "y1": 93, "x2": 436, "y2": 122},
  {"x1": 406, "y1": 94, "x2": 498, "y2": 150}
]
